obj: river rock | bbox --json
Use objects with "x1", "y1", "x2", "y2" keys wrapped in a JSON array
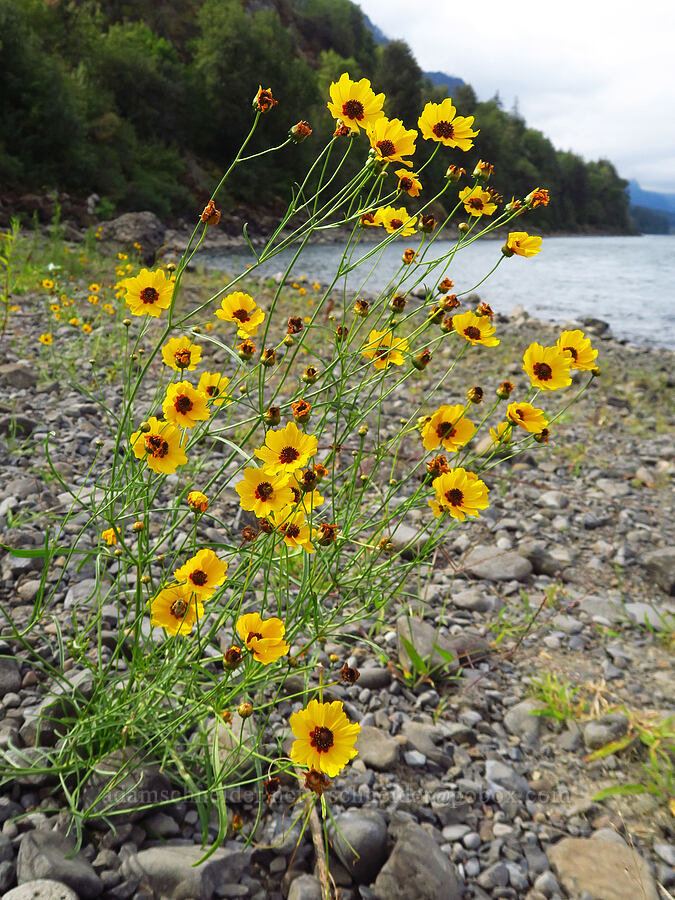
[
  {"x1": 396, "y1": 617, "x2": 490, "y2": 678},
  {"x1": 329, "y1": 809, "x2": 388, "y2": 883},
  {"x1": 355, "y1": 726, "x2": 399, "y2": 771},
  {"x1": 374, "y1": 822, "x2": 463, "y2": 899},
  {"x1": 503, "y1": 698, "x2": 546, "y2": 744},
  {"x1": 17, "y1": 832, "x2": 103, "y2": 899},
  {"x1": 462, "y1": 544, "x2": 532, "y2": 581},
  {"x1": 0, "y1": 657, "x2": 21, "y2": 697},
  {"x1": 547, "y1": 836, "x2": 659, "y2": 900},
  {"x1": 287, "y1": 874, "x2": 323, "y2": 900},
  {"x1": 0, "y1": 363, "x2": 38, "y2": 389},
  {"x1": 642, "y1": 547, "x2": 675, "y2": 594},
  {"x1": 120, "y1": 843, "x2": 251, "y2": 900},
  {"x1": 98, "y1": 211, "x2": 166, "y2": 261},
  {"x1": 80, "y1": 747, "x2": 171, "y2": 823},
  {"x1": 4, "y1": 881, "x2": 79, "y2": 900},
  {"x1": 582, "y1": 713, "x2": 629, "y2": 750}
]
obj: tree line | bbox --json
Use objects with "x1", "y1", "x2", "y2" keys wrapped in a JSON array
[{"x1": 0, "y1": 0, "x2": 632, "y2": 231}]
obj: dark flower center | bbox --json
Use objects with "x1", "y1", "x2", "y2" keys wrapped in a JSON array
[
  {"x1": 390, "y1": 218, "x2": 403, "y2": 229},
  {"x1": 190, "y1": 570, "x2": 208, "y2": 586},
  {"x1": 140, "y1": 286, "x2": 159, "y2": 304},
  {"x1": 533, "y1": 362, "x2": 553, "y2": 381},
  {"x1": 232, "y1": 308, "x2": 250, "y2": 322},
  {"x1": 377, "y1": 139, "x2": 396, "y2": 157},
  {"x1": 285, "y1": 524, "x2": 300, "y2": 539},
  {"x1": 175, "y1": 394, "x2": 193, "y2": 414},
  {"x1": 247, "y1": 631, "x2": 263, "y2": 644},
  {"x1": 145, "y1": 435, "x2": 169, "y2": 458},
  {"x1": 464, "y1": 326, "x2": 481, "y2": 340},
  {"x1": 342, "y1": 99, "x2": 364, "y2": 120},
  {"x1": 279, "y1": 446, "x2": 300, "y2": 464},
  {"x1": 170, "y1": 598, "x2": 188, "y2": 618},
  {"x1": 563, "y1": 345, "x2": 578, "y2": 360},
  {"x1": 310, "y1": 726, "x2": 334, "y2": 752},
  {"x1": 515, "y1": 408, "x2": 525, "y2": 419},
  {"x1": 437, "y1": 422, "x2": 456, "y2": 438},
  {"x1": 255, "y1": 482, "x2": 274, "y2": 501},
  {"x1": 468, "y1": 198, "x2": 484, "y2": 210},
  {"x1": 399, "y1": 177, "x2": 413, "y2": 191},
  {"x1": 433, "y1": 121, "x2": 454, "y2": 139},
  {"x1": 175, "y1": 349, "x2": 192, "y2": 368},
  {"x1": 290, "y1": 486, "x2": 301, "y2": 503},
  {"x1": 445, "y1": 488, "x2": 464, "y2": 506},
  {"x1": 206, "y1": 385, "x2": 219, "y2": 396}
]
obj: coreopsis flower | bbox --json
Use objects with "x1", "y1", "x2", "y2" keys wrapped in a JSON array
[
  {"x1": 507, "y1": 401, "x2": 549, "y2": 433},
  {"x1": 452, "y1": 310, "x2": 500, "y2": 347},
  {"x1": 430, "y1": 468, "x2": 489, "y2": 521},
  {"x1": 131, "y1": 416, "x2": 187, "y2": 474},
  {"x1": 426, "y1": 455, "x2": 450, "y2": 478},
  {"x1": 223, "y1": 646, "x2": 242, "y2": 670},
  {"x1": 89, "y1": 283, "x2": 100, "y2": 293},
  {"x1": 523, "y1": 343, "x2": 572, "y2": 390},
  {"x1": 359, "y1": 211, "x2": 379, "y2": 227},
  {"x1": 556, "y1": 330, "x2": 598, "y2": 371},
  {"x1": 68, "y1": 317, "x2": 81, "y2": 326},
  {"x1": 496, "y1": 380, "x2": 515, "y2": 399},
  {"x1": 235, "y1": 468, "x2": 294, "y2": 517},
  {"x1": 216, "y1": 292, "x2": 265, "y2": 337},
  {"x1": 418, "y1": 214, "x2": 436, "y2": 233},
  {"x1": 236, "y1": 612, "x2": 290, "y2": 664},
  {"x1": 162, "y1": 336, "x2": 202, "y2": 371},
  {"x1": 287, "y1": 316, "x2": 303, "y2": 334},
  {"x1": 473, "y1": 160, "x2": 494, "y2": 181},
  {"x1": 445, "y1": 164, "x2": 466, "y2": 182},
  {"x1": 489, "y1": 422, "x2": 512, "y2": 444},
  {"x1": 261, "y1": 348, "x2": 277, "y2": 367},
  {"x1": 253, "y1": 86, "x2": 277, "y2": 112},
  {"x1": 289, "y1": 482, "x2": 324, "y2": 516},
  {"x1": 148, "y1": 583, "x2": 204, "y2": 636},
  {"x1": 174, "y1": 549, "x2": 228, "y2": 601},
  {"x1": 327, "y1": 73, "x2": 385, "y2": 133},
  {"x1": 290, "y1": 699, "x2": 361, "y2": 777},
  {"x1": 163, "y1": 381, "x2": 210, "y2": 428},
  {"x1": 375, "y1": 205, "x2": 417, "y2": 236},
  {"x1": 502, "y1": 232, "x2": 543, "y2": 258},
  {"x1": 198, "y1": 372, "x2": 231, "y2": 405},
  {"x1": 458, "y1": 186, "x2": 498, "y2": 217},
  {"x1": 200, "y1": 200, "x2": 221, "y2": 226},
  {"x1": 255, "y1": 421, "x2": 318, "y2": 475},
  {"x1": 361, "y1": 329, "x2": 409, "y2": 370},
  {"x1": 402, "y1": 249, "x2": 417, "y2": 265},
  {"x1": 101, "y1": 528, "x2": 117, "y2": 546},
  {"x1": 366, "y1": 116, "x2": 417, "y2": 168},
  {"x1": 272, "y1": 510, "x2": 316, "y2": 553},
  {"x1": 316, "y1": 523, "x2": 339, "y2": 546},
  {"x1": 525, "y1": 187, "x2": 550, "y2": 208},
  {"x1": 187, "y1": 491, "x2": 209, "y2": 513},
  {"x1": 421, "y1": 404, "x2": 476, "y2": 452},
  {"x1": 120, "y1": 269, "x2": 173, "y2": 317},
  {"x1": 237, "y1": 339, "x2": 256, "y2": 360},
  {"x1": 82, "y1": 323, "x2": 92, "y2": 334},
  {"x1": 395, "y1": 169, "x2": 422, "y2": 197},
  {"x1": 289, "y1": 120, "x2": 312, "y2": 143},
  {"x1": 418, "y1": 98, "x2": 479, "y2": 150},
  {"x1": 39, "y1": 333, "x2": 53, "y2": 345},
  {"x1": 302, "y1": 366, "x2": 319, "y2": 384},
  {"x1": 41, "y1": 278, "x2": 55, "y2": 290}
]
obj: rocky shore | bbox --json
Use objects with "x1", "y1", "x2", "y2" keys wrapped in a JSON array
[{"x1": 0, "y1": 273, "x2": 673, "y2": 900}]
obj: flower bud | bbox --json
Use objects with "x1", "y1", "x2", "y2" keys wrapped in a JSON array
[
  {"x1": 440, "y1": 315, "x2": 454, "y2": 333},
  {"x1": 282, "y1": 334, "x2": 294, "y2": 346},
  {"x1": 240, "y1": 526, "x2": 259, "y2": 543},
  {"x1": 252, "y1": 86, "x2": 277, "y2": 113},
  {"x1": 402, "y1": 248, "x2": 417, "y2": 265},
  {"x1": 289, "y1": 120, "x2": 312, "y2": 143},
  {"x1": 473, "y1": 160, "x2": 494, "y2": 182},
  {"x1": 534, "y1": 428, "x2": 550, "y2": 444},
  {"x1": 316, "y1": 523, "x2": 339, "y2": 546},
  {"x1": 287, "y1": 316, "x2": 303, "y2": 335},
  {"x1": 438, "y1": 278, "x2": 454, "y2": 294},
  {"x1": 496, "y1": 380, "x2": 514, "y2": 400},
  {"x1": 200, "y1": 200, "x2": 221, "y2": 226},
  {"x1": 261, "y1": 348, "x2": 277, "y2": 367},
  {"x1": 440, "y1": 294, "x2": 460, "y2": 311},
  {"x1": 302, "y1": 366, "x2": 319, "y2": 384},
  {"x1": 445, "y1": 165, "x2": 465, "y2": 182},
  {"x1": 458, "y1": 222, "x2": 470, "y2": 233},
  {"x1": 291, "y1": 399, "x2": 311, "y2": 423},
  {"x1": 300, "y1": 469, "x2": 318, "y2": 491},
  {"x1": 340, "y1": 663, "x2": 360, "y2": 685},
  {"x1": 237, "y1": 339, "x2": 256, "y2": 360},
  {"x1": 352, "y1": 299, "x2": 370, "y2": 317},
  {"x1": 501, "y1": 243, "x2": 515, "y2": 258},
  {"x1": 335, "y1": 325, "x2": 348, "y2": 342},
  {"x1": 426, "y1": 455, "x2": 450, "y2": 478},
  {"x1": 313, "y1": 463, "x2": 328, "y2": 481},
  {"x1": 467, "y1": 386, "x2": 484, "y2": 404},
  {"x1": 238, "y1": 701, "x2": 254, "y2": 718},
  {"x1": 264, "y1": 406, "x2": 281, "y2": 426},
  {"x1": 358, "y1": 425, "x2": 368, "y2": 437},
  {"x1": 132, "y1": 521, "x2": 144, "y2": 532},
  {"x1": 123, "y1": 318, "x2": 131, "y2": 327},
  {"x1": 390, "y1": 294, "x2": 407, "y2": 313},
  {"x1": 418, "y1": 214, "x2": 436, "y2": 233},
  {"x1": 223, "y1": 646, "x2": 242, "y2": 670},
  {"x1": 334, "y1": 122, "x2": 351, "y2": 138},
  {"x1": 305, "y1": 769, "x2": 331, "y2": 797},
  {"x1": 427, "y1": 304, "x2": 445, "y2": 324},
  {"x1": 412, "y1": 350, "x2": 432, "y2": 371}
]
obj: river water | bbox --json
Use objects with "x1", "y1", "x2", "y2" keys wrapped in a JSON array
[{"x1": 198, "y1": 235, "x2": 675, "y2": 348}]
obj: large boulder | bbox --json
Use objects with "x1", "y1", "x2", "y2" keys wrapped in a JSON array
[
  {"x1": 374, "y1": 822, "x2": 463, "y2": 899},
  {"x1": 120, "y1": 843, "x2": 251, "y2": 899},
  {"x1": 547, "y1": 836, "x2": 659, "y2": 900},
  {"x1": 17, "y1": 832, "x2": 102, "y2": 899},
  {"x1": 98, "y1": 211, "x2": 166, "y2": 262}
]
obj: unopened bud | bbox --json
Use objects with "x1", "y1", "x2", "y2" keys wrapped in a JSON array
[
  {"x1": 132, "y1": 520, "x2": 144, "y2": 532},
  {"x1": 223, "y1": 646, "x2": 242, "y2": 670},
  {"x1": 289, "y1": 120, "x2": 312, "y2": 143},
  {"x1": 261, "y1": 348, "x2": 277, "y2": 367},
  {"x1": 458, "y1": 222, "x2": 470, "y2": 233},
  {"x1": 412, "y1": 350, "x2": 432, "y2": 371},
  {"x1": 496, "y1": 380, "x2": 514, "y2": 400},
  {"x1": 445, "y1": 165, "x2": 465, "y2": 182},
  {"x1": 466, "y1": 386, "x2": 484, "y2": 404},
  {"x1": 238, "y1": 701, "x2": 254, "y2": 719},
  {"x1": 264, "y1": 406, "x2": 281, "y2": 426},
  {"x1": 302, "y1": 366, "x2": 319, "y2": 384}
]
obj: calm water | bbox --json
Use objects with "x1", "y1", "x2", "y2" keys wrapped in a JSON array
[{"x1": 198, "y1": 235, "x2": 675, "y2": 348}]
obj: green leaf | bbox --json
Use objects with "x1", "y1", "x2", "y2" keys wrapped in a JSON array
[
  {"x1": 0, "y1": 543, "x2": 86, "y2": 558},
  {"x1": 584, "y1": 734, "x2": 635, "y2": 761},
  {"x1": 433, "y1": 645, "x2": 456, "y2": 666},
  {"x1": 592, "y1": 784, "x2": 649, "y2": 801},
  {"x1": 399, "y1": 634, "x2": 428, "y2": 676}
]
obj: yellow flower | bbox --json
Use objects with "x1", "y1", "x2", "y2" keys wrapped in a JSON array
[
  {"x1": 503, "y1": 232, "x2": 542, "y2": 257},
  {"x1": 198, "y1": 371, "x2": 231, "y2": 406},
  {"x1": 458, "y1": 186, "x2": 497, "y2": 217},
  {"x1": 395, "y1": 169, "x2": 422, "y2": 197},
  {"x1": 374, "y1": 206, "x2": 417, "y2": 236},
  {"x1": 235, "y1": 468, "x2": 294, "y2": 518},
  {"x1": 523, "y1": 343, "x2": 572, "y2": 390},
  {"x1": 161, "y1": 336, "x2": 202, "y2": 371},
  {"x1": 418, "y1": 99, "x2": 479, "y2": 150},
  {"x1": 255, "y1": 421, "x2": 318, "y2": 476},
  {"x1": 89, "y1": 283, "x2": 100, "y2": 293},
  {"x1": 451, "y1": 310, "x2": 499, "y2": 347},
  {"x1": 429, "y1": 468, "x2": 489, "y2": 521},
  {"x1": 102, "y1": 303, "x2": 115, "y2": 315},
  {"x1": 556, "y1": 330, "x2": 598, "y2": 371},
  {"x1": 525, "y1": 188, "x2": 550, "y2": 208},
  {"x1": 68, "y1": 317, "x2": 81, "y2": 326},
  {"x1": 489, "y1": 422, "x2": 512, "y2": 444},
  {"x1": 236, "y1": 612, "x2": 290, "y2": 664},
  {"x1": 507, "y1": 401, "x2": 549, "y2": 433},
  {"x1": 174, "y1": 549, "x2": 228, "y2": 601},
  {"x1": 366, "y1": 116, "x2": 417, "y2": 168},
  {"x1": 41, "y1": 278, "x2": 54, "y2": 290},
  {"x1": 130, "y1": 416, "x2": 187, "y2": 474},
  {"x1": 187, "y1": 490, "x2": 209, "y2": 513},
  {"x1": 163, "y1": 381, "x2": 210, "y2": 429},
  {"x1": 50, "y1": 304, "x2": 60, "y2": 312},
  {"x1": 81, "y1": 323, "x2": 92, "y2": 334},
  {"x1": 148, "y1": 583, "x2": 204, "y2": 636},
  {"x1": 298, "y1": 287, "x2": 307, "y2": 296},
  {"x1": 272, "y1": 509, "x2": 316, "y2": 554},
  {"x1": 101, "y1": 528, "x2": 117, "y2": 546},
  {"x1": 327, "y1": 73, "x2": 385, "y2": 133},
  {"x1": 39, "y1": 333, "x2": 53, "y2": 346},
  {"x1": 421, "y1": 405, "x2": 476, "y2": 452},
  {"x1": 215, "y1": 292, "x2": 265, "y2": 337},
  {"x1": 88, "y1": 295, "x2": 99, "y2": 305},
  {"x1": 290, "y1": 699, "x2": 361, "y2": 777},
  {"x1": 361, "y1": 329, "x2": 409, "y2": 370},
  {"x1": 289, "y1": 479, "x2": 324, "y2": 515},
  {"x1": 119, "y1": 268, "x2": 173, "y2": 317}
]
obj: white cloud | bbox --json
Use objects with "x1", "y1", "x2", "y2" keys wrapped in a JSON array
[{"x1": 357, "y1": 0, "x2": 675, "y2": 193}]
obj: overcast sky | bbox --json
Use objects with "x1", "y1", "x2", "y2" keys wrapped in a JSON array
[{"x1": 356, "y1": 0, "x2": 675, "y2": 195}]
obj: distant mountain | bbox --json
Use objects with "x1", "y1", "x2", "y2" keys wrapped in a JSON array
[
  {"x1": 628, "y1": 180, "x2": 675, "y2": 214},
  {"x1": 360, "y1": 13, "x2": 463, "y2": 94},
  {"x1": 422, "y1": 70, "x2": 464, "y2": 93}
]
